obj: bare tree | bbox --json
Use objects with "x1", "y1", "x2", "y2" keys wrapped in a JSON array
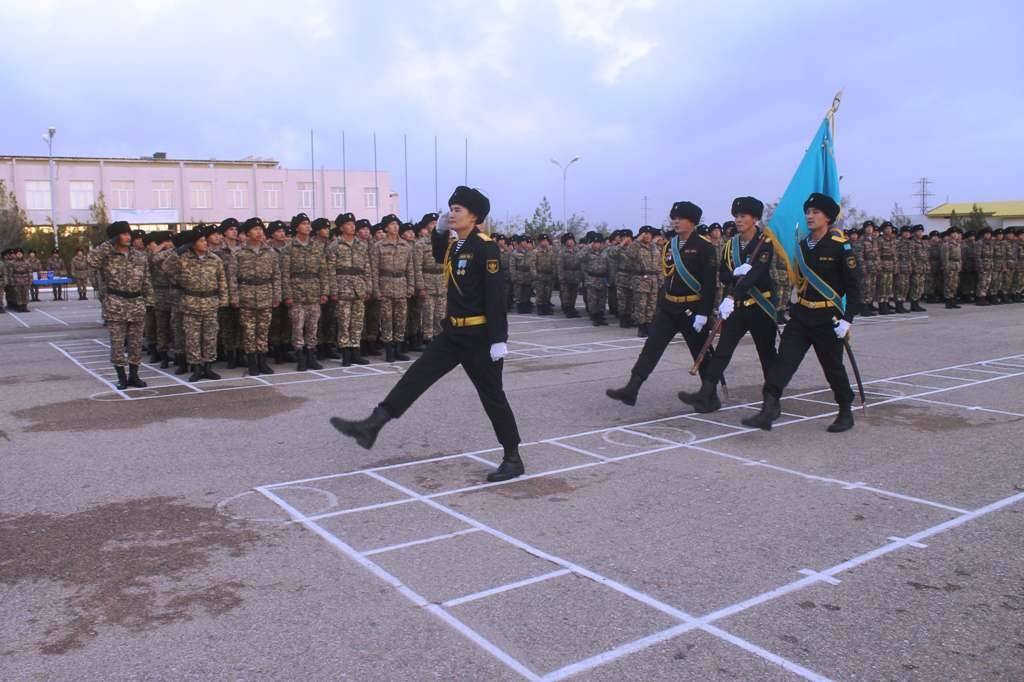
[{"x1": 0, "y1": 180, "x2": 28, "y2": 251}]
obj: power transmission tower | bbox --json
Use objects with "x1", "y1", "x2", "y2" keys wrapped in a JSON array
[{"x1": 912, "y1": 177, "x2": 934, "y2": 215}]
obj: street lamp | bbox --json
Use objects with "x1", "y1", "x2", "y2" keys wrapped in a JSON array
[
  {"x1": 550, "y1": 156, "x2": 580, "y2": 230},
  {"x1": 42, "y1": 127, "x2": 57, "y2": 249}
]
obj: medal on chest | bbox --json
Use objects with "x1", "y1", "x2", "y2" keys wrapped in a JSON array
[{"x1": 457, "y1": 258, "x2": 468, "y2": 277}]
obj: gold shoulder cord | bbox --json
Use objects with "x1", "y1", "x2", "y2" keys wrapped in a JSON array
[
  {"x1": 661, "y1": 240, "x2": 674, "y2": 279},
  {"x1": 443, "y1": 240, "x2": 463, "y2": 296}
]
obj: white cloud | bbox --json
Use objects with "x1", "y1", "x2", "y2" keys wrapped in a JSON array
[{"x1": 554, "y1": 0, "x2": 657, "y2": 84}]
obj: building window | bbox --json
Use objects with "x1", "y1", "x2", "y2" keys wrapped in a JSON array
[
  {"x1": 229, "y1": 182, "x2": 248, "y2": 210},
  {"x1": 332, "y1": 187, "x2": 346, "y2": 210},
  {"x1": 263, "y1": 182, "x2": 281, "y2": 209},
  {"x1": 364, "y1": 188, "x2": 377, "y2": 210},
  {"x1": 298, "y1": 182, "x2": 313, "y2": 210},
  {"x1": 25, "y1": 180, "x2": 52, "y2": 210},
  {"x1": 190, "y1": 181, "x2": 212, "y2": 209},
  {"x1": 69, "y1": 181, "x2": 95, "y2": 210},
  {"x1": 152, "y1": 181, "x2": 173, "y2": 209},
  {"x1": 112, "y1": 180, "x2": 135, "y2": 210}
]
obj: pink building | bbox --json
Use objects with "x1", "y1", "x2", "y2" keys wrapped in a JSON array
[{"x1": 0, "y1": 153, "x2": 399, "y2": 229}]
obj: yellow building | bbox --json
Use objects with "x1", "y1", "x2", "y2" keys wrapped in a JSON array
[{"x1": 927, "y1": 201, "x2": 1024, "y2": 230}]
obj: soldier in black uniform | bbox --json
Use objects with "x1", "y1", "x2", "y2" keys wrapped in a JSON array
[
  {"x1": 742, "y1": 193, "x2": 860, "y2": 434},
  {"x1": 680, "y1": 197, "x2": 777, "y2": 414},
  {"x1": 606, "y1": 201, "x2": 717, "y2": 406},
  {"x1": 330, "y1": 186, "x2": 524, "y2": 483}
]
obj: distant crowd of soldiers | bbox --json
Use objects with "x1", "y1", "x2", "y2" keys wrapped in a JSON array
[{"x1": 1, "y1": 246, "x2": 86, "y2": 311}]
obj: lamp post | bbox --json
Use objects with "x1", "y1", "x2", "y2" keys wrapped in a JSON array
[
  {"x1": 43, "y1": 127, "x2": 57, "y2": 249},
  {"x1": 550, "y1": 156, "x2": 580, "y2": 230}
]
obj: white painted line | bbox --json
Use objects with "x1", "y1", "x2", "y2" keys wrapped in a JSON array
[
  {"x1": 540, "y1": 622, "x2": 699, "y2": 681},
  {"x1": 681, "y1": 413, "x2": 751, "y2": 430},
  {"x1": 921, "y1": 372, "x2": 975, "y2": 382},
  {"x1": 47, "y1": 342, "x2": 130, "y2": 400},
  {"x1": 887, "y1": 536, "x2": 928, "y2": 549},
  {"x1": 362, "y1": 528, "x2": 482, "y2": 557},
  {"x1": 443, "y1": 569, "x2": 573, "y2": 608},
  {"x1": 798, "y1": 568, "x2": 841, "y2": 586},
  {"x1": 616, "y1": 426, "x2": 686, "y2": 447},
  {"x1": 789, "y1": 396, "x2": 841, "y2": 407},
  {"x1": 544, "y1": 439, "x2": 611, "y2": 461},
  {"x1": 874, "y1": 379, "x2": 949, "y2": 391},
  {"x1": 23, "y1": 332, "x2": 69, "y2": 339},
  {"x1": 700, "y1": 623, "x2": 834, "y2": 682},
  {"x1": 36, "y1": 309, "x2": 70, "y2": 326},
  {"x1": 907, "y1": 397, "x2": 1024, "y2": 419},
  {"x1": 950, "y1": 366, "x2": 1014, "y2": 376},
  {"x1": 300, "y1": 497, "x2": 419, "y2": 523},
  {"x1": 7, "y1": 311, "x2": 30, "y2": 328}
]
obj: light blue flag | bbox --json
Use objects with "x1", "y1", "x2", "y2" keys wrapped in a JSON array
[{"x1": 765, "y1": 116, "x2": 840, "y2": 284}]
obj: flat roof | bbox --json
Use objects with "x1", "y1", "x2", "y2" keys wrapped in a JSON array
[
  {"x1": 0, "y1": 154, "x2": 280, "y2": 167},
  {"x1": 928, "y1": 201, "x2": 1024, "y2": 218}
]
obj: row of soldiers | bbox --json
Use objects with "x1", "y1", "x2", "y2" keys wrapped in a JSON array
[
  {"x1": 848, "y1": 221, "x2": 1024, "y2": 312},
  {"x1": 1, "y1": 244, "x2": 104, "y2": 311}
]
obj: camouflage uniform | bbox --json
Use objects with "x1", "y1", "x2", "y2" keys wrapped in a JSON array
[
  {"x1": 771, "y1": 243, "x2": 790, "y2": 317},
  {"x1": 859, "y1": 233, "x2": 878, "y2": 308},
  {"x1": 940, "y1": 238, "x2": 962, "y2": 302},
  {"x1": 71, "y1": 253, "x2": 90, "y2": 299},
  {"x1": 7, "y1": 257, "x2": 32, "y2": 307},
  {"x1": 511, "y1": 245, "x2": 533, "y2": 313},
  {"x1": 45, "y1": 253, "x2": 67, "y2": 300},
  {"x1": 413, "y1": 235, "x2": 445, "y2": 339},
  {"x1": 993, "y1": 237, "x2": 1008, "y2": 297},
  {"x1": 215, "y1": 243, "x2": 241, "y2": 358},
  {"x1": 975, "y1": 237, "x2": 995, "y2": 300},
  {"x1": 330, "y1": 237, "x2": 370, "y2": 349},
  {"x1": 236, "y1": 243, "x2": 282, "y2": 353},
  {"x1": 876, "y1": 233, "x2": 896, "y2": 308},
  {"x1": 267, "y1": 238, "x2": 292, "y2": 354},
  {"x1": 149, "y1": 248, "x2": 176, "y2": 355},
  {"x1": 529, "y1": 244, "x2": 557, "y2": 313},
  {"x1": 605, "y1": 241, "x2": 619, "y2": 315},
  {"x1": 500, "y1": 243, "x2": 514, "y2": 310},
  {"x1": 894, "y1": 236, "x2": 913, "y2": 307},
  {"x1": 556, "y1": 244, "x2": 583, "y2": 315},
  {"x1": 88, "y1": 242, "x2": 153, "y2": 366},
  {"x1": 282, "y1": 237, "x2": 329, "y2": 350},
  {"x1": 959, "y1": 238, "x2": 976, "y2": 300},
  {"x1": 612, "y1": 242, "x2": 634, "y2": 324},
  {"x1": 909, "y1": 236, "x2": 930, "y2": 304},
  {"x1": 166, "y1": 250, "x2": 228, "y2": 364},
  {"x1": 1013, "y1": 236, "x2": 1024, "y2": 298},
  {"x1": 928, "y1": 238, "x2": 943, "y2": 300},
  {"x1": 627, "y1": 240, "x2": 660, "y2": 326},
  {"x1": 371, "y1": 238, "x2": 414, "y2": 344},
  {"x1": 27, "y1": 253, "x2": 42, "y2": 301},
  {"x1": 579, "y1": 245, "x2": 609, "y2": 318}
]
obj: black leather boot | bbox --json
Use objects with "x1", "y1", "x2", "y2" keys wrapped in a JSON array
[
  {"x1": 591, "y1": 313, "x2": 601, "y2": 326},
  {"x1": 894, "y1": 301, "x2": 907, "y2": 313},
  {"x1": 226, "y1": 350, "x2": 238, "y2": 369},
  {"x1": 306, "y1": 348, "x2": 323, "y2": 370},
  {"x1": 203, "y1": 363, "x2": 222, "y2": 380},
  {"x1": 486, "y1": 448, "x2": 525, "y2": 482},
  {"x1": 637, "y1": 323, "x2": 648, "y2": 338},
  {"x1": 678, "y1": 379, "x2": 721, "y2": 413},
  {"x1": 257, "y1": 352, "x2": 274, "y2": 375},
  {"x1": 127, "y1": 364, "x2": 147, "y2": 388},
  {"x1": 910, "y1": 301, "x2": 926, "y2": 312},
  {"x1": 188, "y1": 364, "x2": 203, "y2": 382},
  {"x1": 407, "y1": 334, "x2": 424, "y2": 352},
  {"x1": 248, "y1": 352, "x2": 260, "y2": 376},
  {"x1": 349, "y1": 347, "x2": 369, "y2": 365},
  {"x1": 945, "y1": 300, "x2": 957, "y2": 309},
  {"x1": 159, "y1": 351, "x2": 170, "y2": 369},
  {"x1": 326, "y1": 345, "x2": 341, "y2": 359},
  {"x1": 149, "y1": 346, "x2": 161, "y2": 363},
  {"x1": 741, "y1": 391, "x2": 781, "y2": 431},
  {"x1": 359, "y1": 340, "x2": 370, "y2": 357},
  {"x1": 606, "y1": 373, "x2": 644, "y2": 406},
  {"x1": 827, "y1": 403, "x2": 855, "y2": 433},
  {"x1": 175, "y1": 353, "x2": 189, "y2": 375},
  {"x1": 385, "y1": 343, "x2": 396, "y2": 363},
  {"x1": 329, "y1": 404, "x2": 392, "y2": 450},
  {"x1": 341, "y1": 348, "x2": 352, "y2": 367},
  {"x1": 115, "y1": 366, "x2": 129, "y2": 390},
  {"x1": 393, "y1": 342, "x2": 410, "y2": 362},
  {"x1": 879, "y1": 302, "x2": 892, "y2": 315},
  {"x1": 296, "y1": 348, "x2": 308, "y2": 371}
]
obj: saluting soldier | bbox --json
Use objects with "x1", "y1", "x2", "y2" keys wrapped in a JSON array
[
  {"x1": 556, "y1": 232, "x2": 583, "y2": 317},
  {"x1": 71, "y1": 247, "x2": 90, "y2": 300},
  {"x1": 314, "y1": 218, "x2": 341, "y2": 360},
  {"x1": 282, "y1": 213, "x2": 330, "y2": 371},
  {"x1": 742, "y1": 194, "x2": 859, "y2": 434},
  {"x1": 210, "y1": 219, "x2": 241, "y2": 368},
  {"x1": 399, "y1": 222, "x2": 424, "y2": 352},
  {"x1": 607, "y1": 202, "x2": 716, "y2": 406},
  {"x1": 579, "y1": 231, "x2": 610, "y2": 325},
  {"x1": 940, "y1": 227, "x2": 963, "y2": 308},
  {"x1": 235, "y1": 217, "x2": 281, "y2": 376},
  {"x1": 413, "y1": 212, "x2": 446, "y2": 347},
  {"x1": 331, "y1": 186, "x2": 524, "y2": 483},
  {"x1": 371, "y1": 214, "x2": 415, "y2": 362},
  {"x1": 628, "y1": 226, "x2": 660, "y2": 337},
  {"x1": 265, "y1": 220, "x2": 293, "y2": 363},
  {"x1": 681, "y1": 197, "x2": 777, "y2": 414},
  {"x1": 88, "y1": 221, "x2": 154, "y2": 390},
  {"x1": 147, "y1": 231, "x2": 175, "y2": 368},
  {"x1": 876, "y1": 221, "x2": 897, "y2": 314},
  {"x1": 530, "y1": 234, "x2": 556, "y2": 315},
  {"x1": 328, "y1": 212, "x2": 371, "y2": 367}
]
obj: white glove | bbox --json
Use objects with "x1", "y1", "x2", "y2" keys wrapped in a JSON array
[
  {"x1": 692, "y1": 314, "x2": 708, "y2": 333},
  {"x1": 436, "y1": 212, "x2": 451, "y2": 234},
  {"x1": 732, "y1": 263, "x2": 752, "y2": 277},
  {"x1": 718, "y1": 297, "x2": 734, "y2": 321},
  {"x1": 790, "y1": 287, "x2": 799, "y2": 304},
  {"x1": 833, "y1": 319, "x2": 851, "y2": 339},
  {"x1": 489, "y1": 342, "x2": 508, "y2": 361}
]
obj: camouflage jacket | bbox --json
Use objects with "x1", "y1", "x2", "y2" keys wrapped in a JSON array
[
  {"x1": 214, "y1": 245, "x2": 239, "y2": 307},
  {"x1": 940, "y1": 241, "x2": 962, "y2": 270},
  {"x1": 282, "y1": 238, "x2": 329, "y2": 304},
  {"x1": 895, "y1": 238, "x2": 913, "y2": 273},
  {"x1": 878, "y1": 236, "x2": 897, "y2": 266},
  {"x1": 370, "y1": 238, "x2": 414, "y2": 298},
  {"x1": 71, "y1": 253, "x2": 90, "y2": 279},
  {"x1": 579, "y1": 248, "x2": 609, "y2": 287},
  {"x1": 26, "y1": 255, "x2": 42, "y2": 275},
  {"x1": 929, "y1": 242, "x2": 943, "y2": 270},
  {"x1": 45, "y1": 255, "x2": 67, "y2": 276},
  {"x1": 164, "y1": 250, "x2": 228, "y2": 314},
  {"x1": 412, "y1": 236, "x2": 444, "y2": 295},
  {"x1": 992, "y1": 240, "x2": 1008, "y2": 268},
  {"x1": 7, "y1": 258, "x2": 32, "y2": 286},
  {"x1": 627, "y1": 241, "x2": 660, "y2": 293},
  {"x1": 149, "y1": 248, "x2": 177, "y2": 310},
  {"x1": 529, "y1": 246, "x2": 556, "y2": 280},
  {"x1": 329, "y1": 237, "x2": 371, "y2": 300},
  {"x1": 960, "y1": 241, "x2": 976, "y2": 273},
  {"x1": 236, "y1": 243, "x2": 282, "y2": 309},
  {"x1": 911, "y1": 238, "x2": 930, "y2": 270},
  {"x1": 510, "y1": 248, "x2": 532, "y2": 284},
  {"x1": 860, "y1": 235, "x2": 879, "y2": 268},
  {"x1": 975, "y1": 240, "x2": 994, "y2": 268},
  {"x1": 87, "y1": 241, "x2": 153, "y2": 321},
  {"x1": 556, "y1": 246, "x2": 584, "y2": 285}
]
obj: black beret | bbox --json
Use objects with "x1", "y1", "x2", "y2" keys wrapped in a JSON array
[
  {"x1": 335, "y1": 212, "x2": 355, "y2": 226},
  {"x1": 242, "y1": 217, "x2": 265, "y2": 233},
  {"x1": 621, "y1": 230, "x2": 634, "y2": 239},
  {"x1": 948, "y1": 226, "x2": 963, "y2": 235},
  {"x1": 731, "y1": 196, "x2": 764, "y2": 220},
  {"x1": 898, "y1": 225, "x2": 912, "y2": 234},
  {"x1": 355, "y1": 219, "x2": 371, "y2": 230},
  {"x1": 291, "y1": 213, "x2": 310, "y2": 228},
  {"x1": 523, "y1": 236, "x2": 534, "y2": 244},
  {"x1": 669, "y1": 201, "x2": 702, "y2": 223},
  {"x1": 311, "y1": 217, "x2": 332, "y2": 232},
  {"x1": 285, "y1": 225, "x2": 297, "y2": 237},
  {"x1": 722, "y1": 220, "x2": 736, "y2": 230},
  {"x1": 370, "y1": 223, "x2": 382, "y2": 233},
  {"x1": 976, "y1": 227, "x2": 991, "y2": 236},
  {"x1": 590, "y1": 232, "x2": 605, "y2": 243},
  {"x1": 106, "y1": 221, "x2": 131, "y2": 239},
  {"x1": 178, "y1": 229, "x2": 201, "y2": 246},
  {"x1": 708, "y1": 222, "x2": 722, "y2": 231},
  {"x1": 993, "y1": 228, "x2": 1004, "y2": 235},
  {"x1": 912, "y1": 224, "x2": 925, "y2": 233},
  {"x1": 928, "y1": 230, "x2": 940, "y2": 237},
  {"x1": 152, "y1": 230, "x2": 173, "y2": 244},
  {"x1": 880, "y1": 220, "x2": 894, "y2": 230},
  {"x1": 131, "y1": 229, "x2": 146, "y2": 241},
  {"x1": 399, "y1": 222, "x2": 415, "y2": 235},
  {"x1": 448, "y1": 186, "x2": 490, "y2": 223},
  {"x1": 639, "y1": 225, "x2": 656, "y2": 235},
  {"x1": 219, "y1": 218, "x2": 240, "y2": 231},
  {"x1": 803, "y1": 193, "x2": 840, "y2": 223},
  {"x1": 561, "y1": 232, "x2": 576, "y2": 244},
  {"x1": 696, "y1": 224, "x2": 709, "y2": 236},
  {"x1": 863, "y1": 220, "x2": 876, "y2": 228},
  {"x1": 268, "y1": 220, "x2": 286, "y2": 233},
  {"x1": 380, "y1": 214, "x2": 400, "y2": 228},
  {"x1": 418, "y1": 212, "x2": 440, "y2": 228}
]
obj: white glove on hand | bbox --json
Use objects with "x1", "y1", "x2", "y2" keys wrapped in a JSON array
[
  {"x1": 489, "y1": 342, "x2": 508, "y2": 362},
  {"x1": 436, "y1": 212, "x2": 451, "y2": 234},
  {"x1": 833, "y1": 319, "x2": 851, "y2": 339},
  {"x1": 717, "y1": 297, "x2": 734, "y2": 321},
  {"x1": 732, "y1": 263, "x2": 752, "y2": 277},
  {"x1": 790, "y1": 287, "x2": 799, "y2": 304},
  {"x1": 692, "y1": 314, "x2": 708, "y2": 333}
]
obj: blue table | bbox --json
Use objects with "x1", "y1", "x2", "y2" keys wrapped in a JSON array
[{"x1": 31, "y1": 276, "x2": 75, "y2": 301}]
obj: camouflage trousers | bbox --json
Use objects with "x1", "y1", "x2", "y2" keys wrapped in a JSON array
[
  {"x1": 632, "y1": 290, "x2": 657, "y2": 324},
  {"x1": 559, "y1": 281, "x2": 580, "y2": 311},
  {"x1": 534, "y1": 279, "x2": 554, "y2": 308},
  {"x1": 421, "y1": 293, "x2": 445, "y2": 339},
  {"x1": 860, "y1": 267, "x2": 876, "y2": 304},
  {"x1": 154, "y1": 307, "x2": 172, "y2": 352},
  {"x1": 378, "y1": 296, "x2": 407, "y2": 343},
  {"x1": 616, "y1": 284, "x2": 633, "y2": 321},
  {"x1": 336, "y1": 298, "x2": 365, "y2": 348},
  {"x1": 11, "y1": 285, "x2": 28, "y2": 306},
  {"x1": 894, "y1": 271, "x2": 910, "y2": 302},
  {"x1": 959, "y1": 270, "x2": 976, "y2": 298},
  {"x1": 144, "y1": 306, "x2": 156, "y2": 346},
  {"x1": 875, "y1": 269, "x2": 894, "y2": 301},
  {"x1": 184, "y1": 312, "x2": 219, "y2": 364},
  {"x1": 172, "y1": 306, "x2": 185, "y2": 354},
  {"x1": 585, "y1": 284, "x2": 606, "y2": 314},
  {"x1": 1014, "y1": 268, "x2": 1024, "y2": 294},
  {"x1": 997, "y1": 268, "x2": 1012, "y2": 293},
  {"x1": 319, "y1": 300, "x2": 337, "y2": 347},
  {"x1": 108, "y1": 319, "x2": 144, "y2": 367},
  {"x1": 931, "y1": 268, "x2": 943, "y2": 297},
  {"x1": 289, "y1": 302, "x2": 321, "y2": 349},
  {"x1": 218, "y1": 307, "x2": 241, "y2": 351},
  {"x1": 943, "y1": 267, "x2": 961, "y2": 302},
  {"x1": 363, "y1": 300, "x2": 380, "y2": 341},
  {"x1": 76, "y1": 280, "x2": 87, "y2": 298},
  {"x1": 269, "y1": 306, "x2": 290, "y2": 346},
  {"x1": 976, "y1": 268, "x2": 993, "y2": 298},
  {"x1": 908, "y1": 272, "x2": 926, "y2": 301},
  {"x1": 240, "y1": 308, "x2": 273, "y2": 353},
  {"x1": 515, "y1": 282, "x2": 533, "y2": 312},
  {"x1": 406, "y1": 295, "x2": 423, "y2": 338},
  {"x1": 924, "y1": 269, "x2": 934, "y2": 296}
]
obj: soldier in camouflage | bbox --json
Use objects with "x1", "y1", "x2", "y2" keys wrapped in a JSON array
[
  {"x1": 893, "y1": 225, "x2": 913, "y2": 313},
  {"x1": 511, "y1": 235, "x2": 534, "y2": 313},
  {"x1": 88, "y1": 221, "x2": 153, "y2": 390},
  {"x1": 413, "y1": 212, "x2": 445, "y2": 346},
  {"x1": 45, "y1": 250, "x2": 67, "y2": 300},
  {"x1": 579, "y1": 231, "x2": 609, "y2": 325},
  {"x1": 7, "y1": 248, "x2": 32, "y2": 312},
  {"x1": 400, "y1": 222, "x2": 424, "y2": 352},
  {"x1": 1011, "y1": 228, "x2": 1024, "y2": 301},
  {"x1": 614, "y1": 230, "x2": 635, "y2": 328},
  {"x1": 282, "y1": 213, "x2": 330, "y2": 371},
  {"x1": 265, "y1": 220, "x2": 293, "y2": 363},
  {"x1": 940, "y1": 227, "x2": 963, "y2": 308},
  {"x1": 71, "y1": 248, "x2": 90, "y2": 300},
  {"x1": 529, "y1": 234, "x2": 556, "y2": 315},
  {"x1": 992, "y1": 229, "x2": 1009, "y2": 302},
  {"x1": 360, "y1": 220, "x2": 383, "y2": 357},
  {"x1": 211, "y1": 218, "x2": 242, "y2": 368},
  {"x1": 371, "y1": 214, "x2": 415, "y2": 362},
  {"x1": 628, "y1": 226, "x2": 660, "y2": 337},
  {"x1": 556, "y1": 233, "x2": 583, "y2": 317},
  {"x1": 959, "y1": 230, "x2": 977, "y2": 302},
  {"x1": 328, "y1": 212, "x2": 371, "y2": 367},
  {"x1": 313, "y1": 218, "x2": 341, "y2": 360},
  {"x1": 907, "y1": 225, "x2": 929, "y2": 311},
  {"x1": 236, "y1": 217, "x2": 281, "y2": 376},
  {"x1": 147, "y1": 231, "x2": 175, "y2": 368},
  {"x1": 876, "y1": 221, "x2": 897, "y2": 313},
  {"x1": 26, "y1": 250, "x2": 42, "y2": 302}
]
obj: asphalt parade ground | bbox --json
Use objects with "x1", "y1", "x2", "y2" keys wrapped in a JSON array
[{"x1": 2, "y1": 298, "x2": 1022, "y2": 681}]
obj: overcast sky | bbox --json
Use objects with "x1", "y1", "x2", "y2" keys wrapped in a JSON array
[{"x1": 1, "y1": 0, "x2": 1020, "y2": 227}]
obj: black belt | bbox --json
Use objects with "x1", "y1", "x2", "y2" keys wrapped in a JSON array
[
  {"x1": 379, "y1": 271, "x2": 406, "y2": 278},
  {"x1": 336, "y1": 267, "x2": 366, "y2": 276},
  {"x1": 182, "y1": 289, "x2": 219, "y2": 298},
  {"x1": 107, "y1": 288, "x2": 141, "y2": 299},
  {"x1": 239, "y1": 277, "x2": 273, "y2": 285},
  {"x1": 585, "y1": 272, "x2": 607, "y2": 277},
  {"x1": 290, "y1": 272, "x2": 319, "y2": 279},
  {"x1": 153, "y1": 284, "x2": 170, "y2": 289}
]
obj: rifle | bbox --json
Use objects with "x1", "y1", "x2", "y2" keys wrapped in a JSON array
[{"x1": 689, "y1": 232, "x2": 772, "y2": 376}]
